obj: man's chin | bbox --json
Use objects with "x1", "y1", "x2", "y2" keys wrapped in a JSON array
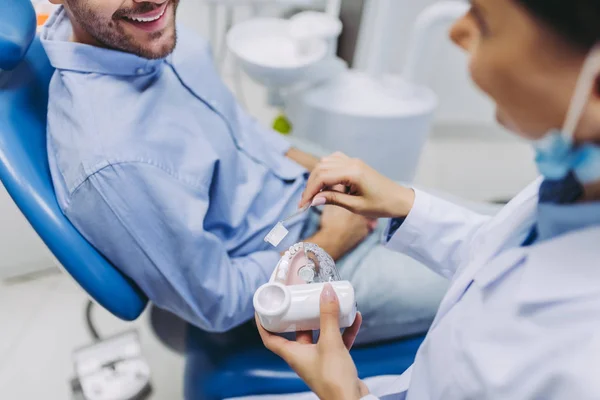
[
  {"x1": 134, "y1": 30, "x2": 177, "y2": 59},
  {"x1": 147, "y1": 40, "x2": 176, "y2": 59}
]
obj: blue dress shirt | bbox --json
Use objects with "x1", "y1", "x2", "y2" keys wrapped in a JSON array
[{"x1": 41, "y1": 8, "x2": 308, "y2": 331}]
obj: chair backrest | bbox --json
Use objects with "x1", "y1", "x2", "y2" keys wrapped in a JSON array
[
  {"x1": 0, "y1": 0, "x2": 148, "y2": 321},
  {"x1": 1, "y1": 0, "x2": 36, "y2": 70}
]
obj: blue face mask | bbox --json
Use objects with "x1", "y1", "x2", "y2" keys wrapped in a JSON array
[
  {"x1": 533, "y1": 45, "x2": 600, "y2": 185},
  {"x1": 534, "y1": 131, "x2": 600, "y2": 184}
]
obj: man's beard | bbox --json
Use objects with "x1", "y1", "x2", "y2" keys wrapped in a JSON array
[{"x1": 66, "y1": 0, "x2": 179, "y2": 60}]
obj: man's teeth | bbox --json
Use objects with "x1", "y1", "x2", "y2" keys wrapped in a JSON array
[{"x1": 128, "y1": 8, "x2": 165, "y2": 23}]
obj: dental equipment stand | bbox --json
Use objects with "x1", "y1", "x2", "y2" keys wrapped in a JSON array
[
  {"x1": 70, "y1": 302, "x2": 152, "y2": 400},
  {"x1": 285, "y1": 1, "x2": 470, "y2": 183},
  {"x1": 204, "y1": 0, "x2": 328, "y2": 108},
  {"x1": 217, "y1": 0, "x2": 341, "y2": 113},
  {"x1": 228, "y1": 0, "x2": 469, "y2": 183}
]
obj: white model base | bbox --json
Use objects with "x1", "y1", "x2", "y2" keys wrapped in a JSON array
[{"x1": 254, "y1": 281, "x2": 357, "y2": 333}]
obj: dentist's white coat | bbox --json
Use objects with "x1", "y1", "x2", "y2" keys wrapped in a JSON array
[
  {"x1": 232, "y1": 179, "x2": 600, "y2": 400},
  {"x1": 363, "y1": 178, "x2": 600, "y2": 399}
]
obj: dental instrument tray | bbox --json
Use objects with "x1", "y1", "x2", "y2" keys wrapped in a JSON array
[{"x1": 254, "y1": 242, "x2": 357, "y2": 333}]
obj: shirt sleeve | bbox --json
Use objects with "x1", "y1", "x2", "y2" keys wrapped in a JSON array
[
  {"x1": 385, "y1": 217, "x2": 407, "y2": 242},
  {"x1": 64, "y1": 162, "x2": 280, "y2": 332},
  {"x1": 386, "y1": 189, "x2": 491, "y2": 280}
]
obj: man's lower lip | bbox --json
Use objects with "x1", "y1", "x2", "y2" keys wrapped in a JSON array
[{"x1": 122, "y1": 3, "x2": 169, "y2": 33}]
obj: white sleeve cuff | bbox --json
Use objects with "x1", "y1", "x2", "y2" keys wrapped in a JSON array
[{"x1": 385, "y1": 188, "x2": 433, "y2": 253}]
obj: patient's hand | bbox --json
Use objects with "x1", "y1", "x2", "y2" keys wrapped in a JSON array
[{"x1": 307, "y1": 205, "x2": 373, "y2": 261}]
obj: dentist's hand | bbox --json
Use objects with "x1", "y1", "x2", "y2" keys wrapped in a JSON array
[
  {"x1": 256, "y1": 283, "x2": 369, "y2": 400},
  {"x1": 300, "y1": 152, "x2": 415, "y2": 219}
]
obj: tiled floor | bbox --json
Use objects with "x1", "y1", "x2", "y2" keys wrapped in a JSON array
[{"x1": 0, "y1": 272, "x2": 185, "y2": 399}]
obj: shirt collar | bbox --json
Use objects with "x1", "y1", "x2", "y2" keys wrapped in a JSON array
[
  {"x1": 536, "y1": 201, "x2": 600, "y2": 243},
  {"x1": 40, "y1": 6, "x2": 164, "y2": 76},
  {"x1": 474, "y1": 226, "x2": 600, "y2": 305},
  {"x1": 516, "y1": 226, "x2": 600, "y2": 306}
]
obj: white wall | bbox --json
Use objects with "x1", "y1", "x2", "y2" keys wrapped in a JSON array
[
  {"x1": 355, "y1": 0, "x2": 495, "y2": 126},
  {"x1": 177, "y1": 1, "x2": 212, "y2": 37},
  {"x1": 176, "y1": 0, "x2": 304, "y2": 42}
]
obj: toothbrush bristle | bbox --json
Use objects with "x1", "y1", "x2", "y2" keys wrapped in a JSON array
[{"x1": 264, "y1": 223, "x2": 289, "y2": 247}]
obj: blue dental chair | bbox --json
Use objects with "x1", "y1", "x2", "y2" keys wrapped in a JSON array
[{"x1": 0, "y1": 1, "x2": 423, "y2": 398}]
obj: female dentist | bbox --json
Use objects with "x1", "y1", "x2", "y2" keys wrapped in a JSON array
[{"x1": 256, "y1": 0, "x2": 600, "y2": 399}]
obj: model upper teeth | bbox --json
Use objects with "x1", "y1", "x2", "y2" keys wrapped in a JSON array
[{"x1": 128, "y1": 8, "x2": 165, "y2": 22}]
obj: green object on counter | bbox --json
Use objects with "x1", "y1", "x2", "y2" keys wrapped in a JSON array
[{"x1": 272, "y1": 114, "x2": 292, "y2": 135}]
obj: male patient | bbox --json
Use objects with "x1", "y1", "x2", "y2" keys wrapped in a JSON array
[{"x1": 41, "y1": 0, "x2": 447, "y2": 343}]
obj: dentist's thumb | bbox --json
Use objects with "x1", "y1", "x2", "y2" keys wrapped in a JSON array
[
  {"x1": 319, "y1": 283, "x2": 343, "y2": 347},
  {"x1": 312, "y1": 191, "x2": 363, "y2": 214}
]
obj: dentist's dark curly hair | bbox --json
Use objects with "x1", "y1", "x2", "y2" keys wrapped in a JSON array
[{"x1": 517, "y1": 0, "x2": 600, "y2": 50}]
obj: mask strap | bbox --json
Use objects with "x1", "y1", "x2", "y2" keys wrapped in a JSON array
[{"x1": 562, "y1": 44, "x2": 600, "y2": 143}]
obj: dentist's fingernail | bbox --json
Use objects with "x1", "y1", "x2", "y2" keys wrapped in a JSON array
[
  {"x1": 321, "y1": 283, "x2": 336, "y2": 303},
  {"x1": 311, "y1": 197, "x2": 326, "y2": 207}
]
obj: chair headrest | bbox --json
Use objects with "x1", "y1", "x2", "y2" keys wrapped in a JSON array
[{"x1": 0, "y1": 0, "x2": 37, "y2": 70}]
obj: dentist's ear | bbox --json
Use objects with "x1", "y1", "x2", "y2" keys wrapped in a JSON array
[
  {"x1": 49, "y1": 0, "x2": 64, "y2": 4},
  {"x1": 587, "y1": 74, "x2": 600, "y2": 143},
  {"x1": 590, "y1": 73, "x2": 600, "y2": 107}
]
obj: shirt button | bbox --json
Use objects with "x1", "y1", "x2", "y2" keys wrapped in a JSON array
[{"x1": 136, "y1": 68, "x2": 145, "y2": 75}]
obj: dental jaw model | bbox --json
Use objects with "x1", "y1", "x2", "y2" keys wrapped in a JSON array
[{"x1": 254, "y1": 242, "x2": 357, "y2": 333}]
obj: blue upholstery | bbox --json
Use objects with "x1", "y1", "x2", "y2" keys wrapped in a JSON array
[
  {"x1": 184, "y1": 321, "x2": 423, "y2": 399},
  {"x1": 0, "y1": 3, "x2": 148, "y2": 321},
  {"x1": 204, "y1": 339, "x2": 422, "y2": 399},
  {"x1": 1, "y1": 0, "x2": 36, "y2": 70},
  {"x1": 0, "y1": 2, "x2": 423, "y2": 398}
]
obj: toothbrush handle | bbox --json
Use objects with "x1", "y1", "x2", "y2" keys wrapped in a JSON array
[{"x1": 282, "y1": 203, "x2": 311, "y2": 224}]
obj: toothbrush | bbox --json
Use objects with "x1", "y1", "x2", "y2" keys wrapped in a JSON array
[{"x1": 264, "y1": 203, "x2": 312, "y2": 247}]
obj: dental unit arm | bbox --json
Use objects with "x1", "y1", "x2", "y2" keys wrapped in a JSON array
[{"x1": 254, "y1": 242, "x2": 357, "y2": 333}]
